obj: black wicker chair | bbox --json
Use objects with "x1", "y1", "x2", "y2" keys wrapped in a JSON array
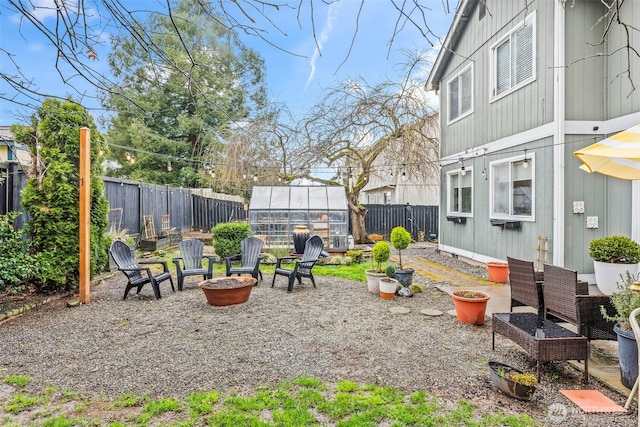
[
  {"x1": 225, "y1": 237, "x2": 264, "y2": 282},
  {"x1": 173, "y1": 239, "x2": 216, "y2": 291},
  {"x1": 109, "y1": 240, "x2": 174, "y2": 300},
  {"x1": 272, "y1": 235, "x2": 324, "y2": 293},
  {"x1": 507, "y1": 256, "x2": 544, "y2": 315}
]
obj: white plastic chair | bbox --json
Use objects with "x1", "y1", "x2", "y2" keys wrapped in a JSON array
[{"x1": 624, "y1": 307, "x2": 640, "y2": 426}]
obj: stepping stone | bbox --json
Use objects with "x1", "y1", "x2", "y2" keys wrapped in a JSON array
[
  {"x1": 389, "y1": 306, "x2": 411, "y2": 315},
  {"x1": 446, "y1": 309, "x2": 457, "y2": 317},
  {"x1": 420, "y1": 308, "x2": 443, "y2": 316}
]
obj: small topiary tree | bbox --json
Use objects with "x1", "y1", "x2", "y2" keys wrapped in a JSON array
[
  {"x1": 370, "y1": 241, "x2": 390, "y2": 273},
  {"x1": 390, "y1": 226, "x2": 412, "y2": 269},
  {"x1": 212, "y1": 222, "x2": 252, "y2": 258}
]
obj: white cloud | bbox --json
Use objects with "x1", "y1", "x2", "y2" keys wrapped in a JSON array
[
  {"x1": 10, "y1": 0, "x2": 59, "y2": 23},
  {"x1": 305, "y1": 2, "x2": 341, "y2": 88}
]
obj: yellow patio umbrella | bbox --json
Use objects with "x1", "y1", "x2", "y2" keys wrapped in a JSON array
[{"x1": 573, "y1": 124, "x2": 640, "y2": 180}]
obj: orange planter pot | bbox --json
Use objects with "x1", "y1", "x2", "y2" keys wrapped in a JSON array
[
  {"x1": 487, "y1": 262, "x2": 509, "y2": 283},
  {"x1": 451, "y1": 290, "x2": 490, "y2": 325}
]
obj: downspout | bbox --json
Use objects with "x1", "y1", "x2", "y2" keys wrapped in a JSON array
[
  {"x1": 633, "y1": 181, "x2": 640, "y2": 242},
  {"x1": 553, "y1": 0, "x2": 566, "y2": 266}
]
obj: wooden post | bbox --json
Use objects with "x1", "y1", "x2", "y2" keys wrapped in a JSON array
[{"x1": 79, "y1": 127, "x2": 91, "y2": 304}]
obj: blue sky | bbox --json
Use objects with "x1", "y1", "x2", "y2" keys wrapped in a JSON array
[{"x1": 0, "y1": 1, "x2": 455, "y2": 127}]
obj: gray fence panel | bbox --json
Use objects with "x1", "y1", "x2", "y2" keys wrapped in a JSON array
[
  {"x1": 140, "y1": 184, "x2": 169, "y2": 238},
  {"x1": 363, "y1": 204, "x2": 439, "y2": 241},
  {"x1": 168, "y1": 188, "x2": 192, "y2": 233},
  {"x1": 104, "y1": 178, "x2": 141, "y2": 234},
  {"x1": 192, "y1": 195, "x2": 246, "y2": 231}
]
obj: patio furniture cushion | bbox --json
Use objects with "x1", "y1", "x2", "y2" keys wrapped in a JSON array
[
  {"x1": 109, "y1": 240, "x2": 175, "y2": 299},
  {"x1": 173, "y1": 239, "x2": 216, "y2": 291}
]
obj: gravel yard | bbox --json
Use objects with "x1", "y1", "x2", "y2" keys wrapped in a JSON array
[{"x1": 0, "y1": 244, "x2": 635, "y2": 426}]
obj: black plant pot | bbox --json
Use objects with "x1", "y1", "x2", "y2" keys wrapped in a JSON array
[
  {"x1": 394, "y1": 268, "x2": 414, "y2": 286},
  {"x1": 292, "y1": 226, "x2": 310, "y2": 254},
  {"x1": 487, "y1": 361, "x2": 537, "y2": 401},
  {"x1": 614, "y1": 323, "x2": 638, "y2": 389}
]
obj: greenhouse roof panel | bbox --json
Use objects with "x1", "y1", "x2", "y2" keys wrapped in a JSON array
[
  {"x1": 327, "y1": 186, "x2": 348, "y2": 209},
  {"x1": 308, "y1": 187, "x2": 328, "y2": 209},
  {"x1": 269, "y1": 186, "x2": 289, "y2": 209},
  {"x1": 248, "y1": 186, "x2": 347, "y2": 210}
]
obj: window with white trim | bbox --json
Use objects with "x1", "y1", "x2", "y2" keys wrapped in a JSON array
[
  {"x1": 447, "y1": 169, "x2": 473, "y2": 215},
  {"x1": 491, "y1": 12, "x2": 535, "y2": 99},
  {"x1": 490, "y1": 155, "x2": 534, "y2": 219},
  {"x1": 447, "y1": 64, "x2": 473, "y2": 123}
]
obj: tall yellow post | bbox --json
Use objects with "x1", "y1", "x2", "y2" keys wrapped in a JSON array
[{"x1": 79, "y1": 127, "x2": 91, "y2": 304}]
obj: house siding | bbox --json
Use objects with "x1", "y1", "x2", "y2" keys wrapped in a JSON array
[
  {"x1": 605, "y1": 0, "x2": 640, "y2": 118},
  {"x1": 440, "y1": 0, "x2": 555, "y2": 160},
  {"x1": 432, "y1": 0, "x2": 638, "y2": 276},
  {"x1": 565, "y1": 1, "x2": 606, "y2": 121}
]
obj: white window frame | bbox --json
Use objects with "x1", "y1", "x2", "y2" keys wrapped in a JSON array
[
  {"x1": 446, "y1": 63, "x2": 474, "y2": 124},
  {"x1": 447, "y1": 168, "x2": 473, "y2": 216},
  {"x1": 490, "y1": 11, "x2": 536, "y2": 102},
  {"x1": 489, "y1": 153, "x2": 535, "y2": 221}
]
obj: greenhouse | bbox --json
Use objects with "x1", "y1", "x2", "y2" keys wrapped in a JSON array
[{"x1": 248, "y1": 186, "x2": 350, "y2": 251}]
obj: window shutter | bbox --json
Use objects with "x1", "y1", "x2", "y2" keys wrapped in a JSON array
[
  {"x1": 512, "y1": 23, "x2": 533, "y2": 85},
  {"x1": 495, "y1": 41, "x2": 510, "y2": 95}
]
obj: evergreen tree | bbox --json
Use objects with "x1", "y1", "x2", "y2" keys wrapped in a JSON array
[
  {"x1": 103, "y1": 0, "x2": 266, "y2": 187},
  {"x1": 16, "y1": 99, "x2": 109, "y2": 291}
]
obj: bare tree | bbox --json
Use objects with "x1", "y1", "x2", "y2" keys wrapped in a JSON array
[
  {"x1": 302, "y1": 52, "x2": 439, "y2": 243},
  {"x1": 209, "y1": 103, "x2": 305, "y2": 197}
]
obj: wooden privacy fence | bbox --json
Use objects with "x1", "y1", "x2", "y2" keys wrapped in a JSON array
[
  {"x1": 0, "y1": 169, "x2": 437, "y2": 242},
  {"x1": 363, "y1": 204, "x2": 439, "y2": 241},
  {"x1": 0, "y1": 172, "x2": 245, "y2": 238},
  {"x1": 191, "y1": 195, "x2": 246, "y2": 231}
]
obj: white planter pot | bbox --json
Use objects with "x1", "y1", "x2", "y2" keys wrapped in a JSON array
[
  {"x1": 594, "y1": 260, "x2": 640, "y2": 295},
  {"x1": 379, "y1": 278, "x2": 398, "y2": 299},
  {"x1": 365, "y1": 271, "x2": 386, "y2": 293}
]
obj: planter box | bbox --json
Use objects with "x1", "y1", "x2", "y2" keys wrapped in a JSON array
[
  {"x1": 139, "y1": 237, "x2": 170, "y2": 252},
  {"x1": 169, "y1": 232, "x2": 183, "y2": 245}
]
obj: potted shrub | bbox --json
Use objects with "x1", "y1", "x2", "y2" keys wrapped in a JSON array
[
  {"x1": 390, "y1": 226, "x2": 414, "y2": 286},
  {"x1": 451, "y1": 290, "x2": 490, "y2": 325},
  {"x1": 589, "y1": 235, "x2": 640, "y2": 295},
  {"x1": 365, "y1": 241, "x2": 390, "y2": 293},
  {"x1": 379, "y1": 265, "x2": 399, "y2": 299},
  {"x1": 600, "y1": 272, "x2": 640, "y2": 388},
  {"x1": 487, "y1": 361, "x2": 538, "y2": 401}
]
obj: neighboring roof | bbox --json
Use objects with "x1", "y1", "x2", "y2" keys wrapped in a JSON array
[
  {"x1": 249, "y1": 186, "x2": 348, "y2": 210},
  {"x1": 426, "y1": 0, "x2": 477, "y2": 91},
  {"x1": 0, "y1": 126, "x2": 13, "y2": 142}
]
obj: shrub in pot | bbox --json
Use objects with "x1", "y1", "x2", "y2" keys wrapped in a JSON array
[
  {"x1": 366, "y1": 241, "x2": 390, "y2": 293},
  {"x1": 379, "y1": 264, "x2": 399, "y2": 299},
  {"x1": 589, "y1": 235, "x2": 640, "y2": 295},
  {"x1": 390, "y1": 226, "x2": 414, "y2": 286},
  {"x1": 601, "y1": 272, "x2": 640, "y2": 388}
]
